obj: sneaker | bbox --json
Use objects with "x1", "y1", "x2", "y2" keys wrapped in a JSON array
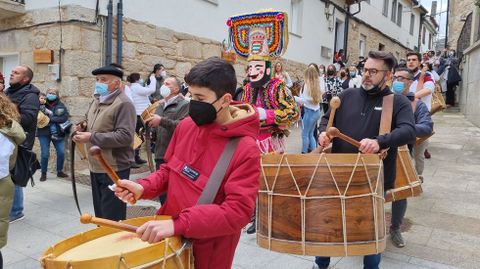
[
  {"x1": 57, "y1": 171, "x2": 69, "y2": 178},
  {"x1": 9, "y1": 213, "x2": 25, "y2": 223},
  {"x1": 424, "y1": 149, "x2": 431, "y2": 159},
  {"x1": 40, "y1": 172, "x2": 47, "y2": 182},
  {"x1": 131, "y1": 162, "x2": 141, "y2": 169},
  {"x1": 390, "y1": 228, "x2": 406, "y2": 248},
  {"x1": 246, "y1": 220, "x2": 256, "y2": 234},
  {"x1": 135, "y1": 156, "x2": 147, "y2": 164}
]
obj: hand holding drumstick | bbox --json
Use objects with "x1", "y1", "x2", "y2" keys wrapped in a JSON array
[{"x1": 327, "y1": 127, "x2": 380, "y2": 154}]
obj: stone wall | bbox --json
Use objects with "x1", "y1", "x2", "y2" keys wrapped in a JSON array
[
  {"x1": 448, "y1": 0, "x2": 476, "y2": 50},
  {"x1": 0, "y1": 5, "x2": 307, "y2": 123},
  {"x1": 347, "y1": 18, "x2": 411, "y2": 65}
]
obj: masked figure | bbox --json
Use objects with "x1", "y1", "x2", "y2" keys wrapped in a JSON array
[{"x1": 227, "y1": 11, "x2": 299, "y2": 154}]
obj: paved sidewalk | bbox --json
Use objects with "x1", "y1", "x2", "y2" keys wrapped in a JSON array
[{"x1": 4, "y1": 109, "x2": 480, "y2": 268}]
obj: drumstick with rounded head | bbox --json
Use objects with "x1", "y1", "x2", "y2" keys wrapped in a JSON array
[
  {"x1": 89, "y1": 146, "x2": 136, "y2": 204},
  {"x1": 310, "y1": 97, "x2": 341, "y2": 154},
  {"x1": 326, "y1": 96, "x2": 341, "y2": 130},
  {"x1": 80, "y1": 213, "x2": 138, "y2": 233},
  {"x1": 327, "y1": 127, "x2": 361, "y2": 148}
]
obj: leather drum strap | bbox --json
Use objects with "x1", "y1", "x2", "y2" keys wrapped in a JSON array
[
  {"x1": 197, "y1": 137, "x2": 241, "y2": 204},
  {"x1": 379, "y1": 94, "x2": 394, "y2": 135},
  {"x1": 70, "y1": 132, "x2": 83, "y2": 215}
]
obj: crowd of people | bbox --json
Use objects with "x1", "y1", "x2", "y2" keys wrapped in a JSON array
[{"x1": 0, "y1": 39, "x2": 463, "y2": 269}]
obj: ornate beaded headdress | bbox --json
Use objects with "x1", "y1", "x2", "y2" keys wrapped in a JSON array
[{"x1": 226, "y1": 10, "x2": 289, "y2": 62}]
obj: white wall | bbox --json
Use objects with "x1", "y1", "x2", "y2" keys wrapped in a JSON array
[
  {"x1": 0, "y1": 54, "x2": 19, "y2": 87},
  {"x1": 24, "y1": 0, "x2": 338, "y2": 66},
  {"x1": 353, "y1": 0, "x2": 421, "y2": 51}
]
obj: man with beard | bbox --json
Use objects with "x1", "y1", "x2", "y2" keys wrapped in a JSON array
[
  {"x1": 4, "y1": 65, "x2": 40, "y2": 223},
  {"x1": 227, "y1": 11, "x2": 299, "y2": 234},
  {"x1": 313, "y1": 51, "x2": 415, "y2": 269}
]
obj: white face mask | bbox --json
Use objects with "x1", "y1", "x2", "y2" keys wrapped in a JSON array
[
  {"x1": 160, "y1": 71, "x2": 167, "y2": 78},
  {"x1": 160, "y1": 85, "x2": 171, "y2": 98}
]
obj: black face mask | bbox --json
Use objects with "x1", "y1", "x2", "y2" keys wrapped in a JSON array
[
  {"x1": 327, "y1": 70, "x2": 335, "y2": 76},
  {"x1": 189, "y1": 98, "x2": 222, "y2": 126},
  {"x1": 340, "y1": 72, "x2": 346, "y2": 78}
]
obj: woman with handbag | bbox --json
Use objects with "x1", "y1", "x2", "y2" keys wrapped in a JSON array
[
  {"x1": 0, "y1": 94, "x2": 26, "y2": 268},
  {"x1": 36, "y1": 88, "x2": 70, "y2": 181}
]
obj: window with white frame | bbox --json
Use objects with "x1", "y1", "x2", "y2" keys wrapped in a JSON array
[
  {"x1": 397, "y1": 4, "x2": 403, "y2": 27},
  {"x1": 290, "y1": 0, "x2": 303, "y2": 36},
  {"x1": 382, "y1": 0, "x2": 389, "y2": 17},
  {"x1": 391, "y1": 0, "x2": 397, "y2": 23},
  {"x1": 359, "y1": 34, "x2": 366, "y2": 57},
  {"x1": 410, "y1": 14, "x2": 415, "y2": 35}
]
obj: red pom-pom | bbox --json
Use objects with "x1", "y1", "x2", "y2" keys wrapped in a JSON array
[
  {"x1": 276, "y1": 13, "x2": 284, "y2": 21},
  {"x1": 226, "y1": 19, "x2": 232, "y2": 27}
]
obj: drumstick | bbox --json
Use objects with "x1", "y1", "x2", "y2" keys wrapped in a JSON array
[
  {"x1": 326, "y1": 127, "x2": 361, "y2": 148},
  {"x1": 89, "y1": 146, "x2": 137, "y2": 204},
  {"x1": 310, "y1": 97, "x2": 341, "y2": 154},
  {"x1": 326, "y1": 96, "x2": 341, "y2": 130},
  {"x1": 80, "y1": 213, "x2": 138, "y2": 233},
  {"x1": 89, "y1": 146, "x2": 122, "y2": 184}
]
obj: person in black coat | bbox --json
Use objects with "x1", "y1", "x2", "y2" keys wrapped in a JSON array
[
  {"x1": 36, "y1": 88, "x2": 70, "y2": 181},
  {"x1": 4, "y1": 65, "x2": 40, "y2": 222},
  {"x1": 315, "y1": 51, "x2": 415, "y2": 269}
]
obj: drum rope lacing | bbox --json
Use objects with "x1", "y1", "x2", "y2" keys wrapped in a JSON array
[
  {"x1": 263, "y1": 153, "x2": 385, "y2": 256},
  {"x1": 388, "y1": 146, "x2": 421, "y2": 201}
]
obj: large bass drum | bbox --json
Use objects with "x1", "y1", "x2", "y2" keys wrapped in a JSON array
[{"x1": 257, "y1": 153, "x2": 386, "y2": 257}]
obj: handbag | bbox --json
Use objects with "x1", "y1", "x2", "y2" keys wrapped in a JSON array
[
  {"x1": 430, "y1": 84, "x2": 446, "y2": 115},
  {"x1": 58, "y1": 120, "x2": 73, "y2": 134},
  {"x1": 10, "y1": 145, "x2": 41, "y2": 187}
]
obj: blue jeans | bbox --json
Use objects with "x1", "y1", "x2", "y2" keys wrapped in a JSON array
[
  {"x1": 38, "y1": 135, "x2": 65, "y2": 173},
  {"x1": 9, "y1": 185, "x2": 24, "y2": 218},
  {"x1": 315, "y1": 254, "x2": 381, "y2": 269},
  {"x1": 301, "y1": 107, "x2": 321, "y2": 153}
]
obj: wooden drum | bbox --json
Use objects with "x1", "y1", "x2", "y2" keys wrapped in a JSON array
[
  {"x1": 385, "y1": 145, "x2": 423, "y2": 202},
  {"x1": 41, "y1": 216, "x2": 194, "y2": 269},
  {"x1": 258, "y1": 153, "x2": 386, "y2": 257},
  {"x1": 140, "y1": 102, "x2": 161, "y2": 124}
]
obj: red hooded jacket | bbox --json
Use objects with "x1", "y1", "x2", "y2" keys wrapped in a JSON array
[{"x1": 137, "y1": 104, "x2": 260, "y2": 269}]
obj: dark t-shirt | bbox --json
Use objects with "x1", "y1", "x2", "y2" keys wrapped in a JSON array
[{"x1": 319, "y1": 87, "x2": 416, "y2": 190}]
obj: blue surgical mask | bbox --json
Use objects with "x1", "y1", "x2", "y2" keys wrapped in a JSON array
[
  {"x1": 94, "y1": 82, "x2": 110, "y2": 96},
  {"x1": 138, "y1": 79, "x2": 144, "y2": 86},
  {"x1": 46, "y1": 93, "x2": 57, "y2": 101},
  {"x1": 391, "y1": 81, "x2": 405, "y2": 94},
  {"x1": 349, "y1": 72, "x2": 356, "y2": 78}
]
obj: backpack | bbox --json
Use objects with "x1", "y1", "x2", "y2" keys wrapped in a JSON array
[{"x1": 10, "y1": 145, "x2": 41, "y2": 187}]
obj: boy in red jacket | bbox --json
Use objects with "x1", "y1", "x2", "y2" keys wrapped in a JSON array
[{"x1": 115, "y1": 57, "x2": 261, "y2": 269}]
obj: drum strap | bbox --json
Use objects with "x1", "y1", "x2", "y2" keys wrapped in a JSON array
[
  {"x1": 379, "y1": 94, "x2": 394, "y2": 135},
  {"x1": 70, "y1": 132, "x2": 83, "y2": 215},
  {"x1": 197, "y1": 137, "x2": 241, "y2": 205},
  {"x1": 378, "y1": 94, "x2": 394, "y2": 159}
]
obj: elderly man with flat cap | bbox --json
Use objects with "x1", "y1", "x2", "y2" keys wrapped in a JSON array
[{"x1": 73, "y1": 64, "x2": 136, "y2": 221}]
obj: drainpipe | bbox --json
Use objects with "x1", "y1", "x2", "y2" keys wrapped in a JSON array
[
  {"x1": 444, "y1": 0, "x2": 450, "y2": 49},
  {"x1": 105, "y1": 0, "x2": 113, "y2": 65},
  {"x1": 116, "y1": 0, "x2": 123, "y2": 65},
  {"x1": 418, "y1": 13, "x2": 424, "y2": 52},
  {"x1": 343, "y1": 5, "x2": 350, "y2": 63}
]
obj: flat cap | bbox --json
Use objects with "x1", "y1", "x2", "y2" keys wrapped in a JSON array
[{"x1": 92, "y1": 64, "x2": 124, "y2": 79}]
